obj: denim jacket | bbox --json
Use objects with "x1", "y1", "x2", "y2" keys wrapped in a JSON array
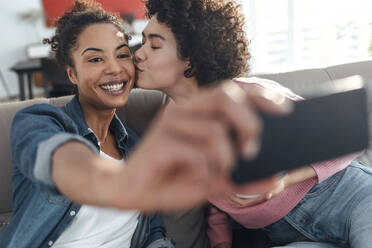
[{"x1": 0, "y1": 96, "x2": 173, "y2": 248}]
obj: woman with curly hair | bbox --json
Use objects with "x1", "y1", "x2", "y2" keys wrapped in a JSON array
[
  {"x1": 135, "y1": 0, "x2": 366, "y2": 248},
  {"x1": 136, "y1": 0, "x2": 250, "y2": 97}
]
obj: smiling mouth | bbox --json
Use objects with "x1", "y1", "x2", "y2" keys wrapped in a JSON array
[{"x1": 99, "y1": 80, "x2": 127, "y2": 93}]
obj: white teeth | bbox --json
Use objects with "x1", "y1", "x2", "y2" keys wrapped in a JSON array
[{"x1": 100, "y1": 82, "x2": 124, "y2": 91}]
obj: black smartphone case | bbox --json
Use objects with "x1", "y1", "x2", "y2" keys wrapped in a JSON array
[{"x1": 231, "y1": 87, "x2": 369, "y2": 184}]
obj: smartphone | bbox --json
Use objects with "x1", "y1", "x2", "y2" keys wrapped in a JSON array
[{"x1": 231, "y1": 76, "x2": 369, "y2": 184}]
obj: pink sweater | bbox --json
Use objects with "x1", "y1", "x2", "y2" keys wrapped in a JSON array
[{"x1": 207, "y1": 77, "x2": 357, "y2": 247}]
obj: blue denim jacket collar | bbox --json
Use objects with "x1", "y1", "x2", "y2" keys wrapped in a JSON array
[
  {"x1": 64, "y1": 95, "x2": 92, "y2": 137},
  {"x1": 65, "y1": 96, "x2": 129, "y2": 152}
]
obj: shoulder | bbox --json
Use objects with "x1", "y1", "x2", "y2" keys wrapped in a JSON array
[
  {"x1": 12, "y1": 103, "x2": 77, "y2": 135},
  {"x1": 15, "y1": 103, "x2": 68, "y2": 120}
]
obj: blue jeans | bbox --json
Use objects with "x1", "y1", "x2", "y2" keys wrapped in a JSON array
[{"x1": 265, "y1": 161, "x2": 372, "y2": 248}]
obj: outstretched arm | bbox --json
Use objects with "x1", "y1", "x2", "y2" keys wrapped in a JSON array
[{"x1": 52, "y1": 81, "x2": 292, "y2": 211}]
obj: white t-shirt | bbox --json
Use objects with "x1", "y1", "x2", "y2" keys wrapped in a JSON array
[{"x1": 53, "y1": 151, "x2": 139, "y2": 248}]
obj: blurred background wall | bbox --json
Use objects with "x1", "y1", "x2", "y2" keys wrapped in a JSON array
[
  {"x1": 0, "y1": 0, "x2": 54, "y2": 99},
  {"x1": 0, "y1": 0, "x2": 370, "y2": 100}
]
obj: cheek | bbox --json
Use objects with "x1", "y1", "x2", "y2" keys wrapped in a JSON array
[
  {"x1": 148, "y1": 57, "x2": 184, "y2": 80},
  {"x1": 128, "y1": 63, "x2": 136, "y2": 79},
  {"x1": 76, "y1": 65, "x2": 100, "y2": 85},
  {"x1": 127, "y1": 65, "x2": 136, "y2": 88},
  {"x1": 81, "y1": 74, "x2": 98, "y2": 88}
]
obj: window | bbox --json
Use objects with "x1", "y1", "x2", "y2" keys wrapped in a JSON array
[{"x1": 240, "y1": 0, "x2": 372, "y2": 73}]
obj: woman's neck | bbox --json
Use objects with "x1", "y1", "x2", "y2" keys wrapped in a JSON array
[
  {"x1": 165, "y1": 77, "x2": 200, "y2": 104},
  {"x1": 79, "y1": 99, "x2": 116, "y2": 144}
]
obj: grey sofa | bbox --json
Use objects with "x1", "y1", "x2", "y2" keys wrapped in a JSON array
[{"x1": 0, "y1": 59, "x2": 371, "y2": 247}]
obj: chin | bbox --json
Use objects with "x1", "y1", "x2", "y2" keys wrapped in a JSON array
[
  {"x1": 108, "y1": 100, "x2": 128, "y2": 109},
  {"x1": 100, "y1": 93, "x2": 130, "y2": 109},
  {"x1": 137, "y1": 81, "x2": 161, "y2": 91},
  {"x1": 136, "y1": 81, "x2": 150, "y2": 90}
]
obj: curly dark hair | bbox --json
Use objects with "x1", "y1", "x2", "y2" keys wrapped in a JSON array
[
  {"x1": 43, "y1": 0, "x2": 128, "y2": 68},
  {"x1": 146, "y1": 0, "x2": 250, "y2": 86}
]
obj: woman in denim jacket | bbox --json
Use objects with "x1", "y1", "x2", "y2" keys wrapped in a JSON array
[{"x1": 0, "y1": 1, "x2": 174, "y2": 247}]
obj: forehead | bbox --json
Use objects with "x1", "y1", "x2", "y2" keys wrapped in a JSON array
[
  {"x1": 144, "y1": 16, "x2": 175, "y2": 40},
  {"x1": 75, "y1": 23, "x2": 127, "y2": 50}
]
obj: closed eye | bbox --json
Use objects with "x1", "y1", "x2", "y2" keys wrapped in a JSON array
[
  {"x1": 141, "y1": 37, "x2": 160, "y2": 49},
  {"x1": 117, "y1": 54, "x2": 131, "y2": 59}
]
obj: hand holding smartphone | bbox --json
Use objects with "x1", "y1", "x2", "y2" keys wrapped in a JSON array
[{"x1": 231, "y1": 76, "x2": 369, "y2": 184}]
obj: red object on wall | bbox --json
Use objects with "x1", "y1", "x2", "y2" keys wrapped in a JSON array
[
  {"x1": 42, "y1": 0, "x2": 74, "y2": 27},
  {"x1": 42, "y1": 0, "x2": 146, "y2": 27}
]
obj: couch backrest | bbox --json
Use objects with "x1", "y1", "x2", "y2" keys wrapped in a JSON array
[
  {"x1": 257, "y1": 60, "x2": 372, "y2": 97},
  {"x1": 0, "y1": 89, "x2": 165, "y2": 214}
]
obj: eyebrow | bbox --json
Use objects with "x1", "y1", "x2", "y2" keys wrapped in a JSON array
[
  {"x1": 116, "y1": 43, "x2": 129, "y2": 50},
  {"x1": 142, "y1": 32, "x2": 165, "y2": 41},
  {"x1": 81, "y1": 43, "x2": 129, "y2": 55}
]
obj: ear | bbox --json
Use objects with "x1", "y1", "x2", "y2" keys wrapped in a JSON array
[
  {"x1": 66, "y1": 66, "x2": 78, "y2": 85},
  {"x1": 185, "y1": 60, "x2": 196, "y2": 74},
  {"x1": 185, "y1": 60, "x2": 191, "y2": 69}
]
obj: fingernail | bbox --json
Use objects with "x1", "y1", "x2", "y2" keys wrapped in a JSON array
[
  {"x1": 243, "y1": 139, "x2": 261, "y2": 160},
  {"x1": 266, "y1": 192, "x2": 273, "y2": 200},
  {"x1": 235, "y1": 193, "x2": 262, "y2": 199}
]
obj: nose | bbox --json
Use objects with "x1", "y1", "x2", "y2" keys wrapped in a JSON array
[
  {"x1": 134, "y1": 45, "x2": 146, "y2": 63},
  {"x1": 104, "y1": 58, "x2": 123, "y2": 75}
]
